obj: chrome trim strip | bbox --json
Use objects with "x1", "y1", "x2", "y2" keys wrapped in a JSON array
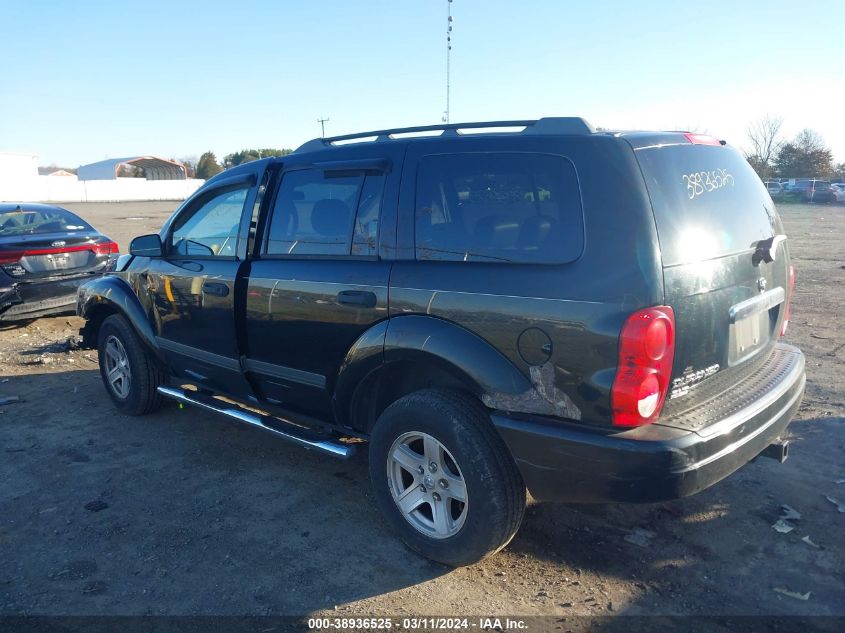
[
  {"x1": 156, "y1": 386, "x2": 354, "y2": 459},
  {"x1": 729, "y1": 287, "x2": 785, "y2": 324}
]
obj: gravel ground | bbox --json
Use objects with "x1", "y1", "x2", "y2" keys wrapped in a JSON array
[{"x1": 0, "y1": 202, "x2": 843, "y2": 618}]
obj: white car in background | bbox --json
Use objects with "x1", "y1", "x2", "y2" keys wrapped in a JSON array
[
  {"x1": 832, "y1": 183, "x2": 845, "y2": 203},
  {"x1": 765, "y1": 181, "x2": 784, "y2": 198}
]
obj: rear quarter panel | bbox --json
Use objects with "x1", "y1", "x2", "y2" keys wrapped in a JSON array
[{"x1": 390, "y1": 135, "x2": 662, "y2": 426}]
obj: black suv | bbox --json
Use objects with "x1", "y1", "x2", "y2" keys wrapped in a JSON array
[{"x1": 77, "y1": 118, "x2": 805, "y2": 566}]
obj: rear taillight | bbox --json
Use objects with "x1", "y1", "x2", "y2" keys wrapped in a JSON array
[
  {"x1": 612, "y1": 306, "x2": 675, "y2": 427},
  {"x1": 92, "y1": 241, "x2": 119, "y2": 256},
  {"x1": 780, "y1": 265, "x2": 795, "y2": 336},
  {"x1": 0, "y1": 241, "x2": 118, "y2": 265}
]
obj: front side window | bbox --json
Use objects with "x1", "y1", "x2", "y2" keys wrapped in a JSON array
[
  {"x1": 414, "y1": 153, "x2": 583, "y2": 263},
  {"x1": 267, "y1": 169, "x2": 378, "y2": 256},
  {"x1": 171, "y1": 188, "x2": 247, "y2": 257}
]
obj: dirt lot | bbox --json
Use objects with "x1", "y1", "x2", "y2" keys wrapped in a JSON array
[{"x1": 0, "y1": 202, "x2": 843, "y2": 618}]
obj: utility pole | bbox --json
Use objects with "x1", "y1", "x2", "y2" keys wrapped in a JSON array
[
  {"x1": 443, "y1": 0, "x2": 453, "y2": 123},
  {"x1": 317, "y1": 117, "x2": 330, "y2": 138}
]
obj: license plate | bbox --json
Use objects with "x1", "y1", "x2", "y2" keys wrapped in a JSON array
[
  {"x1": 25, "y1": 251, "x2": 89, "y2": 273},
  {"x1": 730, "y1": 310, "x2": 770, "y2": 364},
  {"x1": 46, "y1": 254, "x2": 71, "y2": 269}
]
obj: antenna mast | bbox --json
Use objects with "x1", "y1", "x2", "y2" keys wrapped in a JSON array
[
  {"x1": 443, "y1": 0, "x2": 453, "y2": 123},
  {"x1": 317, "y1": 117, "x2": 330, "y2": 138}
]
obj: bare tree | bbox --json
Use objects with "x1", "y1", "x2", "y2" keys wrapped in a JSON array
[
  {"x1": 793, "y1": 128, "x2": 825, "y2": 154},
  {"x1": 745, "y1": 115, "x2": 784, "y2": 179}
]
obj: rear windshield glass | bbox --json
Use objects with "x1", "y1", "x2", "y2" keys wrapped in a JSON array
[
  {"x1": 415, "y1": 153, "x2": 583, "y2": 264},
  {"x1": 0, "y1": 207, "x2": 92, "y2": 236},
  {"x1": 634, "y1": 144, "x2": 778, "y2": 266}
]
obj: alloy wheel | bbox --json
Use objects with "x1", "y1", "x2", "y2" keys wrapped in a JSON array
[
  {"x1": 387, "y1": 431, "x2": 468, "y2": 539},
  {"x1": 104, "y1": 334, "x2": 131, "y2": 399}
]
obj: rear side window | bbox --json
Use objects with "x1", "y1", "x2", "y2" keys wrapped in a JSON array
[
  {"x1": 267, "y1": 169, "x2": 380, "y2": 256},
  {"x1": 414, "y1": 153, "x2": 583, "y2": 263},
  {"x1": 635, "y1": 145, "x2": 779, "y2": 266}
]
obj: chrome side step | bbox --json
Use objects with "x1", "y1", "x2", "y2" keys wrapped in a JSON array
[{"x1": 156, "y1": 386, "x2": 355, "y2": 459}]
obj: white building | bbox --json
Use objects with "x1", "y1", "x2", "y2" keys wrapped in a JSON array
[{"x1": 0, "y1": 152, "x2": 203, "y2": 203}]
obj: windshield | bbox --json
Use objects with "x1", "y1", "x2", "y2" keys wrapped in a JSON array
[{"x1": 0, "y1": 207, "x2": 93, "y2": 236}]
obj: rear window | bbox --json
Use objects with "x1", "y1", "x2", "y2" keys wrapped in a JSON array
[
  {"x1": 635, "y1": 144, "x2": 778, "y2": 266},
  {"x1": 415, "y1": 153, "x2": 583, "y2": 264},
  {"x1": 0, "y1": 207, "x2": 92, "y2": 236}
]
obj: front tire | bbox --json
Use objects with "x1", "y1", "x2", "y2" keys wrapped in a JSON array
[
  {"x1": 369, "y1": 389, "x2": 526, "y2": 566},
  {"x1": 97, "y1": 314, "x2": 165, "y2": 415}
]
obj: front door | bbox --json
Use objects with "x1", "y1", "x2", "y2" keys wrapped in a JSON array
[{"x1": 148, "y1": 182, "x2": 254, "y2": 395}]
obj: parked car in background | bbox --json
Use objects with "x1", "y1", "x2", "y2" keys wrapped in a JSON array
[
  {"x1": 0, "y1": 203, "x2": 118, "y2": 321},
  {"x1": 765, "y1": 181, "x2": 783, "y2": 198},
  {"x1": 788, "y1": 179, "x2": 836, "y2": 203},
  {"x1": 77, "y1": 119, "x2": 804, "y2": 566},
  {"x1": 832, "y1": 183, "x2": 845, "y2": 203}
]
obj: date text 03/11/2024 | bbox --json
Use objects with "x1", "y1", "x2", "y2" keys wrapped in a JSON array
[{"x1": 307, "y1": 616, "x2": 528, "y2": 630}]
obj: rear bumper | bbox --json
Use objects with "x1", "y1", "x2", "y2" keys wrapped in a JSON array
[
  {"x1": 0, "y1": 275, "x2": 94, "y2": 321},
  {"x1": 493, "y1": 343, "x2": 805, "y2": 503}
]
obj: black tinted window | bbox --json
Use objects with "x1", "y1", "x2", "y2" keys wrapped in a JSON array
[
  {"x1": 415, "y1": 153, "x2": 583, "y2": 263},
  {"x1": 267, "y1": 170, "x2": 362, "y2": 255}
]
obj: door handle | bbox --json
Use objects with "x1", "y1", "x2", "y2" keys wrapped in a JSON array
[
  {"x1": 202, "y1": 281, "x2": 230, "y2": 297},
  {"x1": 336, "y1": 290, "x2": 377, "y2": 308}
]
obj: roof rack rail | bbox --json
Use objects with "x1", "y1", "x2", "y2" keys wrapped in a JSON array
[{"x1": 295, "y1": 117, "x2": 594, "y2": 153}]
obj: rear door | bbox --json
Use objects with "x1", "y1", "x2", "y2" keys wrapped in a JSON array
[
  {"x1": 243, "y1": 146, "x2": 401, "y2": 420},
  {"x1": 633, "y1": 141, "x2": 791, "y2": 406},
  {"x1": 145, "y1": 172, "x2": 259, "y2": 396}
]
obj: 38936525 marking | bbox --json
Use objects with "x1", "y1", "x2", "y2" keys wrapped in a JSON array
[{"x1": 682, "y1": 169, "x2": 735, "y2": 199}]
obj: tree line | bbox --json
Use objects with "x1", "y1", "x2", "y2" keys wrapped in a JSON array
[
  {"x1": 177, "y1": 149, "x2": 294, "y2": 180},
  {"x1": 745, "y1": 115, "x2": 844, "y2": 181}
]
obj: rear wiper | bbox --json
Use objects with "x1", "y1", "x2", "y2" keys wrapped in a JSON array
[{"x1": 752, "y1": 234, "x2": 787, "y2": 265}]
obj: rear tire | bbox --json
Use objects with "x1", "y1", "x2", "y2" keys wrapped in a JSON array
[
  {"x1": 97, "y1": 314, "x2": 165, "y2": 415},
  {"x1": 369, "y1": 389, "x2": 526, "y2": 567}
]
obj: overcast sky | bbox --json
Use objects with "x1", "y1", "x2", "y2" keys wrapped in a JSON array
[{"x1": 2, "y1": 0, "x2": 844, "y2": 166}]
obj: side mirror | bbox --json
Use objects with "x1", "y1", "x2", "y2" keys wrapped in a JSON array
[{"x1": 129, "y1": 234, "x2": 163, "y2": 257}]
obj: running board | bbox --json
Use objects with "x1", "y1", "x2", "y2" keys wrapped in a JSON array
[{"x1": 156, "y1": 386, "x2": 355, "y2": 459}]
